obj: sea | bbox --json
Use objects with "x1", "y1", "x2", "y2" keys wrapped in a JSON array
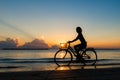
[{"x1": 0, "y1": 49, "x2": 120, "y2": 72}]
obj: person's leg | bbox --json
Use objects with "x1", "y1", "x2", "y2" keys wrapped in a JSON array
[
  {"x1": 74, "y1": 44, "x2": 82, "y2": 62},
  {"x1": 74, "y1": 44, "x2": 87, "y2": 62},
  {"x1": 74, "y1": 44, "x2": 80, "y2": 55}
]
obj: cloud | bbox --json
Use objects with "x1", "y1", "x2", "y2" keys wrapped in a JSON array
[
  {"x1": 0, "y1": 38, "x2": 49, "y2": 49},
  {"x1": 20, "y1": 38, "x2": 49, "y2": 49},
  {"x1": 0, "y1": 38, "x2": 17, "y2": 49}
]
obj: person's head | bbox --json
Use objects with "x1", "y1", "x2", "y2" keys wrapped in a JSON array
[{"x1": 76, "y1": 26, "x2": 82, "y2": 33}]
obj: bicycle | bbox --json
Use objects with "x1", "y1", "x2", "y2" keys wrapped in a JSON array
[{"x1": 54, "y1": 42, "x2": 97, "y2": 66}]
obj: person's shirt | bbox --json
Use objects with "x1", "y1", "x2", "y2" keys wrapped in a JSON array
[{"x1": 76, "y1": 32, "x2": 87, "y2": 44}]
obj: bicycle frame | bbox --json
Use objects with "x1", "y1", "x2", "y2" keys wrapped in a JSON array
[
  {"x1": 66, "y1": 43, "x2": 77, "y2": 57},
  {"x1": 66, "y1": 43, "x2": 87, "y2": 57}
]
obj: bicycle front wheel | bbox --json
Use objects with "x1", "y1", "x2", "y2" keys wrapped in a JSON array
[
  {"x1": 82, "y1": 49, "x2": 97, "y2": 65},
  {"x1": 54, "y1": 49, "x2": 73, "y2": 66}
]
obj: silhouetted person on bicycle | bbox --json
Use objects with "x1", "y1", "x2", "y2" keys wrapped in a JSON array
[{"x1": 68, "y1": 27, "x2": 87, "y2": 61}]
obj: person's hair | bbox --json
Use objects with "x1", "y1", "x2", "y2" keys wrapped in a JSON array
[{"x1": 76, "y1": 26, "x2": 82, "y2": 33}]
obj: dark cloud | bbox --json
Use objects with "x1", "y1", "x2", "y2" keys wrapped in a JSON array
[
  {"x1": 20, "y1": 39, "x2": 49, "y2": 49},
  {"x1": 0, "y1": 38, "x2": 49, "y2": 49},
  {"x1": 0, "y1": 38, "x2": 17, "y2": 49}
]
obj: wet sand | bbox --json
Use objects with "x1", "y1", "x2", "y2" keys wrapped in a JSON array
[{"x1": 0, "y1": 66, "x2": 120, "y2": 80}]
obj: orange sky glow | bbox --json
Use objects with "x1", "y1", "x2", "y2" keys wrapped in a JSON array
[{"x1": 0, "y1": 0, "x2": 120, "y2": 49}]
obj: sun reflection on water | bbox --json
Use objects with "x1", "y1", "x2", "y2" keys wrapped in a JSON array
[{"x1": 55, "y1": 66, "x2": 71, "y2": 70}]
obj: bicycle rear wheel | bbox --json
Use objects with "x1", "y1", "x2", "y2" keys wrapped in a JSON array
[
  {"x1": 54, "y1": 49, "x2": 73, "y2": 66},
  {"x1": 82, "y1": 49, "x2": 97, "y2": 65}
]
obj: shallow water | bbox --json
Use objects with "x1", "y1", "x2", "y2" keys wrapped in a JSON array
[{"x1": 0, "y1": 49, "x2": 120, "y2": 72}]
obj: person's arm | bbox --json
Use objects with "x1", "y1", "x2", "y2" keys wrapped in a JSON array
[{"x1": 68, "y1": 35, "x2": 79, "y2": 43}]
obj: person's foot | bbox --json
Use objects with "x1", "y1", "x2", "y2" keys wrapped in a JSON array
[
  {"x1": 76, "y1": 54, "x2": 82, "y2": 62},
  {"x1": 80, "y1": 58, "x2": 85, "y2": 63},
  {"x1": 76, "y1": 58, "x2": 79, "y2": 63}
]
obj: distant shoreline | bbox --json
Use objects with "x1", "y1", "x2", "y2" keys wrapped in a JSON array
[
  {"x1": 1, "y1": 48, "x2": 49, "y2": 50},
  {"x1": 0, "y1": 48, "x2": 120, "y2": 50},
  {"x1": 95, "y1": 48, "x2": 120, "y2": 50}
]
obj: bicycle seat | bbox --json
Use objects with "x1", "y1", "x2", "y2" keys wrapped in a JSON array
[{"x1": 86, "y1": 47, "x2": 94, "y2": 50}]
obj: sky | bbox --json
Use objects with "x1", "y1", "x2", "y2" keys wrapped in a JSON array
[{"x1": 0, "y1": 0, "x2": 120, "y2": 48}]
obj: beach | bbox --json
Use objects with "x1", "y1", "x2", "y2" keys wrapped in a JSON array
[{"x1": 0, "y1": 66, "x2": 120, "y2": 80}]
